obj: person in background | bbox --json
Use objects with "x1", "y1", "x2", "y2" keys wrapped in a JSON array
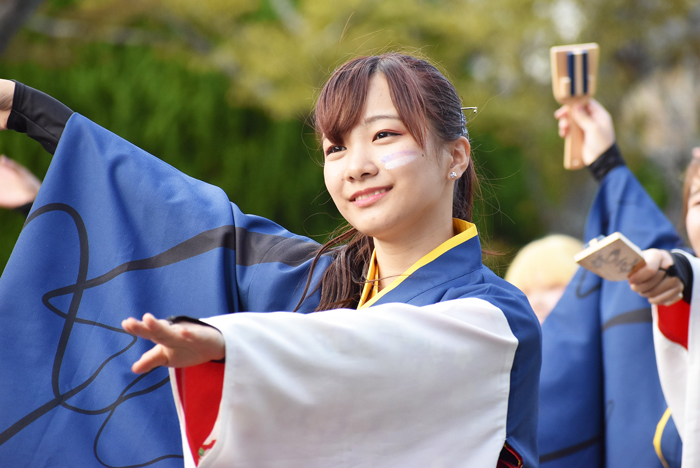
[
  {"x1": 538, "y1": 99, "x2": 684, "y2": 468},
  {"x1": 505, "y1": 234, "x2": 583, "y2": 323},
  {"x1": 627, "y1": 147, "x2": 700, "y2": 468}
]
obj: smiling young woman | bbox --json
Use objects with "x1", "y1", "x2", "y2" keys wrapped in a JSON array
[
  {"x1": 0, "y1": 53, "x2": 540, "y2": 468},
  {"x1": 307, "y1": 54, "x2": 477, "y2": 309}
]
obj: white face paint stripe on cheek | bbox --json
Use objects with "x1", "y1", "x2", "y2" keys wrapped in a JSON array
[{"x1": 381, "y1": 150, "x2": 418, "y2": 170}]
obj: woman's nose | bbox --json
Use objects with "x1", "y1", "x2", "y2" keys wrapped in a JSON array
[{"x1": 344, "y1": 147, "x2": 378, "y2": 181}]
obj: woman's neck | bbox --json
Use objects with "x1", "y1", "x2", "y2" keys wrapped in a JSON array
[{"x1": 373, "y1": 218, "x2": 455, "y2": 290}]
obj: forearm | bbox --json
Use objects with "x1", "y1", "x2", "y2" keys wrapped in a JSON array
[{"x1": 6, "y1": 81, "x2": 74, "y2": 155}]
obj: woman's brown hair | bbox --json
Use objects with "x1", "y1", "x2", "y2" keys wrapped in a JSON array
[{"x1": 296, "y1": 53, "x2": 477, "y2": 311}]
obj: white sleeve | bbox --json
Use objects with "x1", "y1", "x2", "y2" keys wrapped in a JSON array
[
  {"x1": 655, "y1": 250, "x2": 700, "y2": 466},
  {"x1": 171, "y1": 297, "x2": 519, "y2": 468}
]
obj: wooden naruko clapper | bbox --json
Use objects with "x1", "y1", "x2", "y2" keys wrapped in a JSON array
[{"x1": 550, "y1": 43, "x2": 599, "y2": 170}]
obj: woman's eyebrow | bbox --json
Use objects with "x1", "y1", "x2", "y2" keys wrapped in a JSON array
[{"x1": 363, "y1": 114, "x2": 401, "y2": 125}]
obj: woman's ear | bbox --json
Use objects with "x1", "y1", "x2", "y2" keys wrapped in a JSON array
[{"x1": 448, "y1": 136, "x2": 471, "y2": 177}]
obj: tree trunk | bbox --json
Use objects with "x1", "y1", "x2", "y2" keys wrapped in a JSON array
[{"x1": 0, "y1": 0, "x2": 45, "y2": 55}]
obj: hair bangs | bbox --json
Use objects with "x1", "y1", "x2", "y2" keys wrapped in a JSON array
[
  {"x1": 315, "y1": 57, "x2": 377, "y2": 145},
  {"x1": 378, "y1": 56, "x2": 429, "y2": 148},
  {"x1": 315, "y1": 54, "x2": 435, "y2": 148}
]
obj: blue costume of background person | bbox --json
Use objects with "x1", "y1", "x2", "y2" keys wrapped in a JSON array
[{"x1": 538, "y1": 99, "x2": 684, "y2": 467}]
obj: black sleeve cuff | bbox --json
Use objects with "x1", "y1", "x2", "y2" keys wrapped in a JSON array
[
  {"x1": 13, "y1": 202, "x2": 33, "y2": 217},
  {"x1": 7, "y1": 81, "x2": 74, "y2": 155},
  {"x1": 588, "y1": 143, "x2": 625, "y2": 182},
  {"x1": 670, "y1": 251, "x2": 693, "y2": 304}
]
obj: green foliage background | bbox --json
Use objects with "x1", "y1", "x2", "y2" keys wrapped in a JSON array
[
  {"x1": 0, "y1": 44, "x2": 539, "y2": 274},
  {"x1": 2, "y1": 0, "x2": 697, "y2": 274},
  {"x1": 0, "y1": 45, "x2": 336, "y2": 266}
]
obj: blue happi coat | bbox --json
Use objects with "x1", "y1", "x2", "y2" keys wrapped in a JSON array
[{"x1": 538, "y1": 163, "x2": 684, "y2": 467}]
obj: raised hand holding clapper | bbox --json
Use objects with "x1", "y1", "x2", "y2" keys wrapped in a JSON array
[{"x1": 550, "y1": 43, "x2": 600, "y2": 170}]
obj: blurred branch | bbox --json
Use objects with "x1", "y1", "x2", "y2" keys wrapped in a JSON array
[
  {"x1": 269, "y1": 0, "x2": 305, "y2": 35},
  {"x1": 0, "y1": 0, "x2": 45, "y2": 55},
  {"x1": 25, "y1": 12, "x2": 219, "y2": 53},
  {"x1": 27, "y1": 15, "x2": 166, "y2": 46},
  {"x1": 25, "y1": 13, "x2": 248, "y2": 92}
]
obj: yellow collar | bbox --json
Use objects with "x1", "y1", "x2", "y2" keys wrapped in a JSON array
[{"x1": 357, "y1": 219, "x2": 477, "y2": 309}]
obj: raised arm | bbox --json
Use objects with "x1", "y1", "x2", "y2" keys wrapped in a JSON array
[
  {"x1": 542, "y1": 98, "x2": 685, "y2": 467},
  {"x1": 0, "y1": 78, "x2": 74, "y2": 154}
]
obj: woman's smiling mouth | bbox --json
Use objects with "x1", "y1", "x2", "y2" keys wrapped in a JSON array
[{"x1": 351, "y1": 187, "x2": 392, "y2": 206}]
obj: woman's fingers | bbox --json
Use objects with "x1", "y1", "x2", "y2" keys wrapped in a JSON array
[
  {"x1": 122, "y1": 313, "x2": 176, "y2": 345},
  {"x1": 555, "y1": 105, "x2": 570, "y2": 138},
  {"x1": 131, "y1": 345, "x2": 169, "y2": 374},
  {"x1": 122, "y1": 314, "x2": 226, "y2": 372},
  {"x1": 558, "y1": 117, "x2": 569, "y2": 138},
  {"x1": 629, "y1": 271, "x2": 665, "y2": 295},
  {"x1": 643, "y1": 277, "x2": 683, "y2": 302},
  {"x1": 629, "y1": 249, "x2": 670, "y2": 283},
  {"x1": 554, "y1": 105, "x2": 569, "y2": 119},
  {"x1": 628, "y1": 265, "x2": 661, "y2": 287},
  {"x1": 121, "y1": 316, "x2": 157, "y2": 340},
  {"x1": 647, "y1": 281, "x2": 684, "y2": 306}
]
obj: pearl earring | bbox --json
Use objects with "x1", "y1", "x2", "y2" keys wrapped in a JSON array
[{"x1": 449, "y1": 171, "x2": 458, "y2": 179}]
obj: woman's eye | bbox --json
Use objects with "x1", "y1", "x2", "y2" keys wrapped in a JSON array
[
  {"x1": 325, "y1": 145, "x2": 345, "y2": 156},
  {"x1": 374, "y1": 131, "x2": 398, "y2": 140}
]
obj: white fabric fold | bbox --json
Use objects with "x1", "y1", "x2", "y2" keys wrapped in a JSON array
[{"x1": 171, "y1": 297, "x2": 519, "y2": 468}]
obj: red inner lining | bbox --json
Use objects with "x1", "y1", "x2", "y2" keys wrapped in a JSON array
[
  {"x1": 175, "y1": 362, "x2": 225, "y2": 465},
  {"x1": 657, "y1": 300, "x2": 690, "y2": 350}
]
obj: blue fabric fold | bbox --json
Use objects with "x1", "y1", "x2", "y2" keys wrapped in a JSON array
[{"x1": 0, "y1": 114, "x2": 327, "y2": 467}]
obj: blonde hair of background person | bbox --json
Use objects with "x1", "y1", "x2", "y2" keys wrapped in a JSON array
[{"x1": 506, "y1": 234, "x2": 583, "y2": 323}]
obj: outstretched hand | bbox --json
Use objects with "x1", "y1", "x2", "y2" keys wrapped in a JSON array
[
  {"x1": 0, "y1": 155, "x2": 41, "y2": 209},
  {"x1": 628, "y1": 249, "x2": 684, "y2": 306},
  {"x1": 554, "y1": 98, "x2": 616, "y2": 166},
  {"x1": 122, "y1": 313, "x2": 226, "y2": 374}
]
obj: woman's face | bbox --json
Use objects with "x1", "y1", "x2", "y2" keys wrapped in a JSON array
[
  {"x1": 686, "y1": 172, "x2": 700, "y2": 253},
  {"x1": 322, "y1": 74, "x2": 463, "y2": 242}
]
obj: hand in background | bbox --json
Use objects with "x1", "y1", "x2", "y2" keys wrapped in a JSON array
[
  {"x1": 554, "y1": 98, "x2": 616, "y2": 166},
  {"x1": 0, "y1": 79, "x2": 15, "y2": 131},
  {"x1": 628, "y1": 249, "x2": 684, "y2": 306},
  {"x1": 122, "y1": 313, "x2": 226, "y2": 374},
  {"x1": 0, "y1": 155, "x2": 41, "y2": 209}
]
